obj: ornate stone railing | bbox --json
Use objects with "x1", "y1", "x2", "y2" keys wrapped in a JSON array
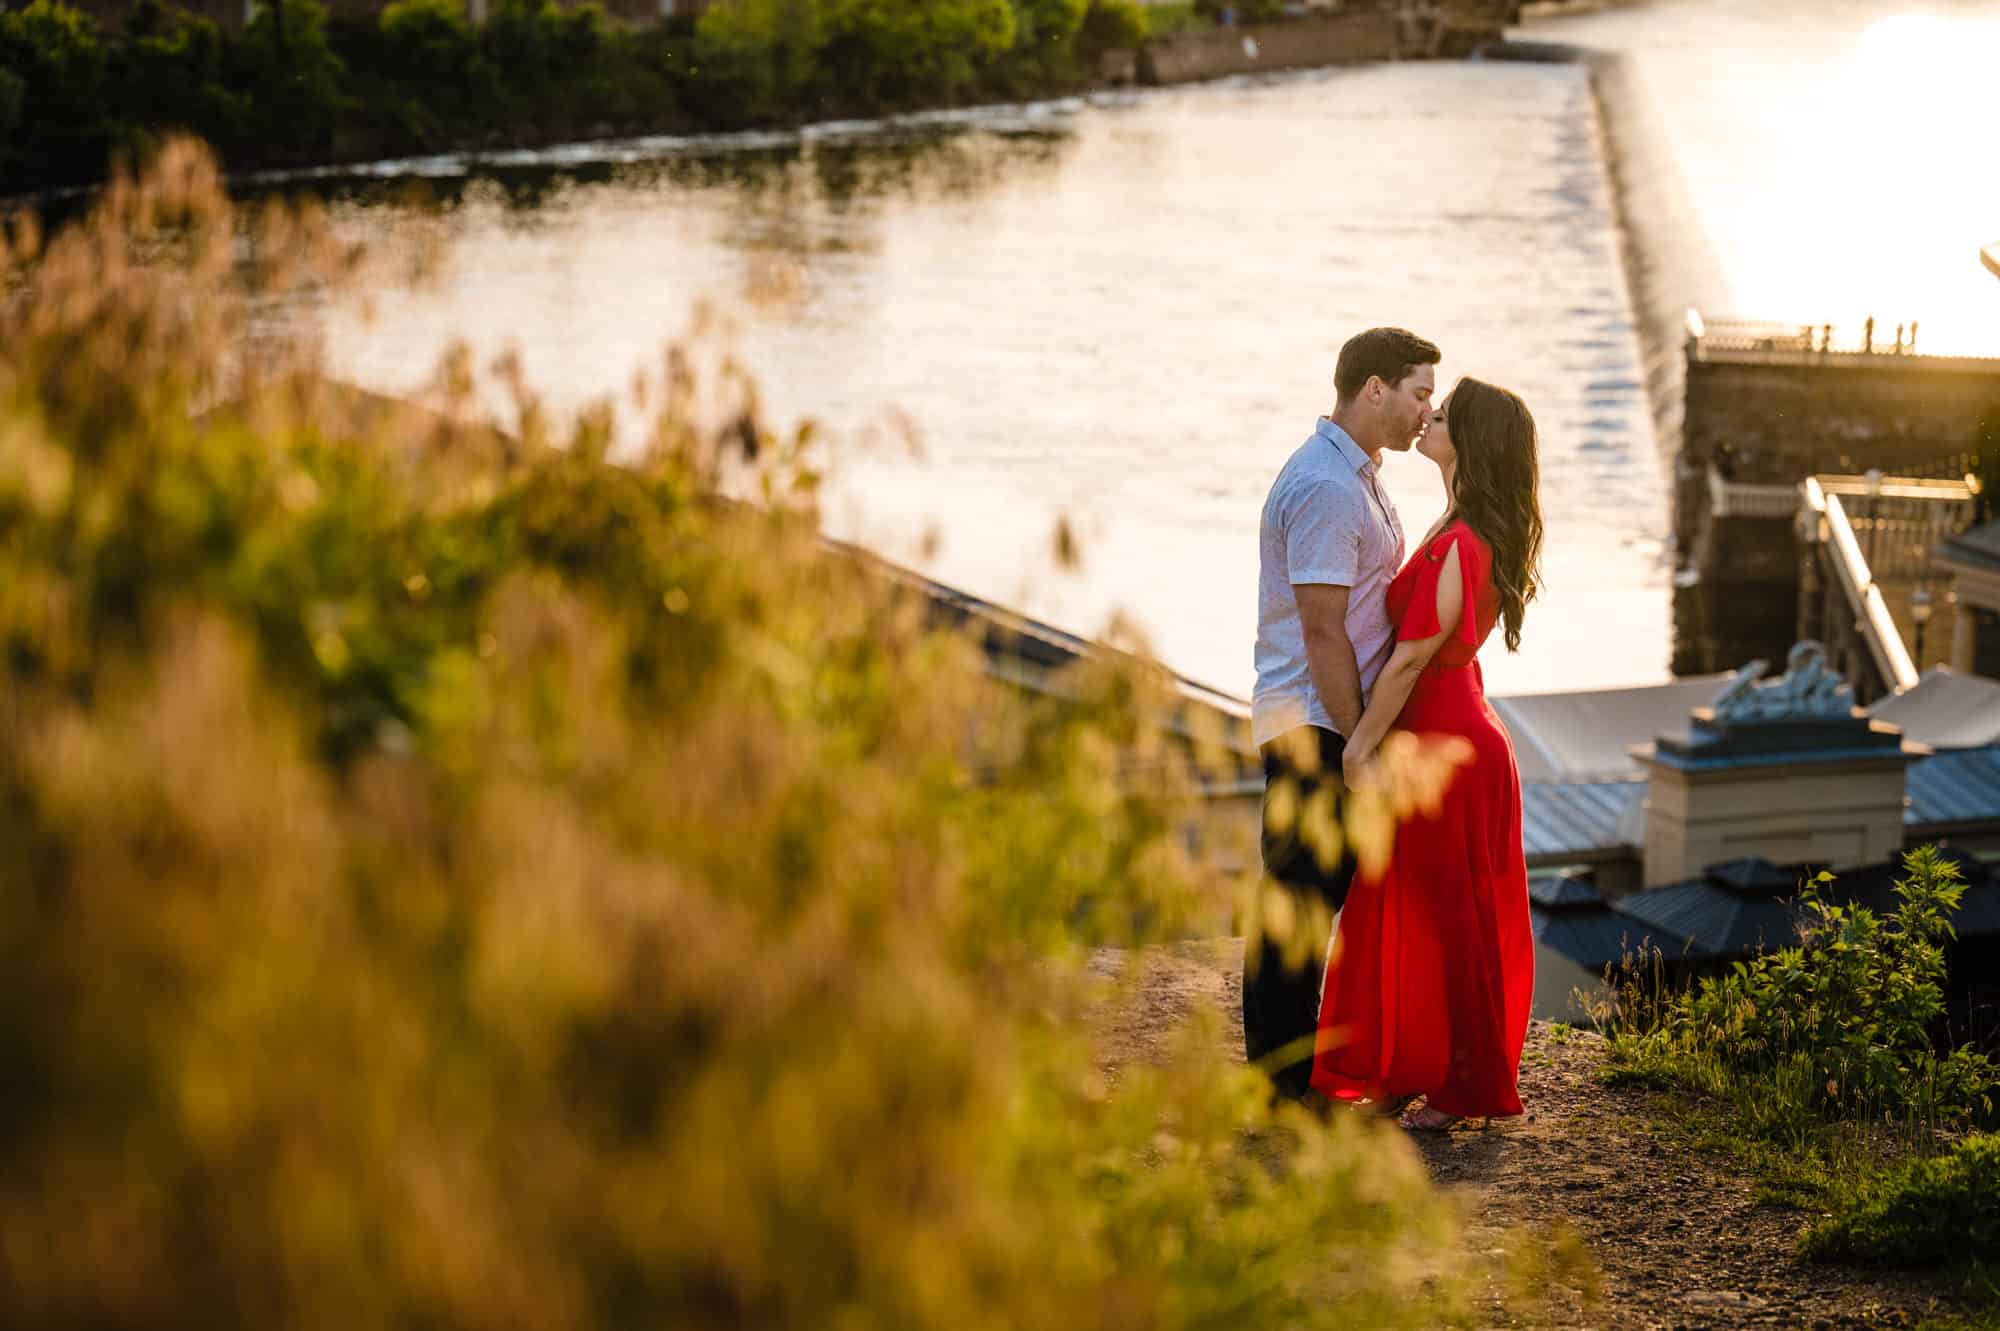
[
  {"x1": 1685, "y1": 307, "x2": 2000, "y2": 368},
  {"x1": 1706, "y1": 465, "x2": 1798, "y2": 519},
  {"x1": 1800, "y1": 477, "x2": 1920, "y2": 699}
]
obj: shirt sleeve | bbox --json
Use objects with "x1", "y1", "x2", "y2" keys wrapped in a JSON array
[
  {"x1": 1396, "y1": 525, "x2": 1485, "y2": 648},
  {"x1": 1285, "y1": 476, "x2": 1363, "y2": 587}
]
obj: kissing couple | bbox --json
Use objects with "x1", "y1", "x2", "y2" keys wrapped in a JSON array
[{"x1": 1245, "y1": 327, "x2": 1542, "y2": 1131}]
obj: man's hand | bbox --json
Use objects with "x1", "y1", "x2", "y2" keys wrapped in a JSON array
[{"x1": 1341, "y1": 741, "x2": 1374, "y2": 792}]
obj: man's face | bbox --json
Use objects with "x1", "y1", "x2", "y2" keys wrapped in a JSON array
[{"x1": 1374, "y1": 364, "x2": 1436, "y2": 453}]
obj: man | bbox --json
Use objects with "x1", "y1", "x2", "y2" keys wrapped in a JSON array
[{"x1": 1246, "y1": 326, "x2": 1439, "y2": 1101}]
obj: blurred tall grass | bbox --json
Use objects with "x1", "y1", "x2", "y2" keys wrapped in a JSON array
[{"x1": 0, "y1": 140, "x2": 1483, "y2": 1328}]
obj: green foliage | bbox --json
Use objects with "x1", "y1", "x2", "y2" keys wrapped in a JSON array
[
  {"x1": 1008, "y1": 0, "x2": 1086, "y2": 77},
  {"x1": 375, "y1": 0, "x2": 481, "y2": 86},
  {"x1": 112, "y1": 1, "x2": 251, "y2": 145},
  {"x1": 333, "y1": 0, "x2": 498, "y2": 141},
  {"x1": 0, "y1": 0, "x2": 112, "y2": 181},
  {"x1": 691, "y1": 0, "x2": 827, "y2": 112},
  {"x1": 694, "y1": 0, "x2": 1026, "y2": 113},
  {"x1": 823, "y1": 0, "x2": 1017, "y2": 103},
  {"x1": 1803, "y1": 1133, "x2": 2000, "y2": 1271},
  {"x1": 1193, "y1": 0, "x2": 1284, "y2": 22},
  {"x1": 1137, "y1": 1, "x2": 1206, "y2": 37},
  {"x1": 0, "y1": 66, "x2": 22, "y2": 143},
  {"x1": 1609, "y1": 848, "x2": 1997, "y2": 1131},
  {"x1": 1078, "y1": 0, "x2": 1148, "y2": 59},
  {"x1": 484, "y1": 0, "x2": 607, "y2": 88},
  {"x1": 232, "y1": 0, "x2": 345, "y2": 152},
  {"x1": 0, "y1": 0, "x2": 1147, "y2": 188},
  {"x1": 0, "y1": 139, "x2": 1480, "y2": 1329}
]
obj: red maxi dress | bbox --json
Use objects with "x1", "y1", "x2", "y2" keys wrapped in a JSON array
[{"x1": 1309, "y1": 519, "x2": 1534, "y2": 1118}]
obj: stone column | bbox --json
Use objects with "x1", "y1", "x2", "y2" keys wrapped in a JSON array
[
  {"x1": 1630, "y1": 648, "x2": 1923, "y2": 888},
  {"x1": 1638, "y1": 744, "x2": 1913, "y2": 886}
]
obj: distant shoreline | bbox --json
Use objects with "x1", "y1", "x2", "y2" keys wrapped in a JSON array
[{"x1": 6, "y1": 3, "x2": 1576, "y2": 209}]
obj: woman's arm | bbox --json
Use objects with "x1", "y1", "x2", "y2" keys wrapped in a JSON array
[{"x1": 1341, "y1": 541, "x2": 1465, "y2": 788}]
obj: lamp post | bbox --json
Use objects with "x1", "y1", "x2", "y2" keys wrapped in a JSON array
[{"x1": 1912, "y1": 584, "x2": 1933, "y2": 671}]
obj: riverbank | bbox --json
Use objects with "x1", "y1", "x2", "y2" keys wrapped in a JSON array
[
  {"x1": 1, "y1": 0, "x2": 1506, "y2": 200},
  {"x1": 1090, "y1": 939, "x2": 1983, "y2": 1329},
  {"x1": 0, "y1": 0, "x2": 1139, "y2": 196}
]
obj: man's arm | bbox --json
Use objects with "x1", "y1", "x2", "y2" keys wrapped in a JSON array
[
  {"x1": 1340, "y1": 541, "x2": 1464, "y2": 788},
  {"x1": 1295, "y1": 582, "x2": 1362, "y2": 738}
]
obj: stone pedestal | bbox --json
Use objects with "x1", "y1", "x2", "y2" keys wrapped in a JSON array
[{"x1": 1634, "y1": 707, "x2": 1923, "y2": 888}]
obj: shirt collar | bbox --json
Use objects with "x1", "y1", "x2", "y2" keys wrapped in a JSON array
[{"x1": 1315, "y1": 417, "x2": 1375, "y2": 474}]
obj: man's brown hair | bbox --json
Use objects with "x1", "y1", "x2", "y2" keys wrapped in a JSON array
[{"x1": 1333, "y1": 327, "x2": 1442, "y2": 403}]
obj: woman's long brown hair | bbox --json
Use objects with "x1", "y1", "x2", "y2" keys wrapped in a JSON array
[{"x1": 1445, "y1": 378, "x2": 1544, "y2": 652}]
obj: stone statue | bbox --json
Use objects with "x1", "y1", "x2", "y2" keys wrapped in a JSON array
[{"x1": 1709, "y1": 641, "x2": 1855, "y2": 723}]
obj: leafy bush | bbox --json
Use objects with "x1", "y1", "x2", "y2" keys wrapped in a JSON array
[
  {"x1": 0, "y1": 0, "x2": 112, "y2": 182},
  {"x1": 1803, "y1": 1132, "x2": 2000, "y2": 1269},
  {"x1": 1609, "y1": 847, "x2": 1998, "y2": 1129},
  {"x1": 694, "y1": 0, "x2": 1129, "y2": 116},
  {"x1": 0, "y1": 0, "x2": 1152, "y2": 189},
  {"x1": 0, "y1": 66, "x2": 22, "y2": 144},
  {"x1": 1078, "y1": 0, "x2": 1148, "y2": 59},
  {"x1": 228, "y1": 0, "x2": 345, "y2": 153},
  {"x1": 111, "y1": 1, "x2": 251, "y2": 146},
  {"x1": 831, "y1": 0, "x2": 1018, "y2": 101},
  {"x1": 1193, "y1": 0, "x2": 1284, "y2": 23},
  {"x1": 1006, "y1": 0, "x2": 1086, "y2": 77},
  {"x1": 689, "y1": 0, "x2": 826, "y2": 115},
  {"x1": 374, "y1": 0, "x2": 484, "y2": 86},
  {"x1": 0, "y1": 138, "x2": 1483, "y2": 1329}
]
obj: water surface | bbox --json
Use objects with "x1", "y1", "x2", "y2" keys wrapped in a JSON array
[
  {"x1": 1537, "y1": 0, "x2": 2000, "y2": 357},
  {"x1": 323, "y1": 61, "x2": 1660, "y2": 702}
]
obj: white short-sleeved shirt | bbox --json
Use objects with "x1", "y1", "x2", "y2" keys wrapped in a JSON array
[{"x1": 1252, "y1": 418, "x2": 1406, "y2": 746}]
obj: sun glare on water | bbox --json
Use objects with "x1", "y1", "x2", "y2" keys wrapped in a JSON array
[{"x1": 1730, "y1": 12, "x2": 2000, "y2": 355}]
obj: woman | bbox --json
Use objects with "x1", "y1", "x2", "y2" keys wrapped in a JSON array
[{"x1": 1309, "y1": 377, "x2": 1543, "y2": 1130}]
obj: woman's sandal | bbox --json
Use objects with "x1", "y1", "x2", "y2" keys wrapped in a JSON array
[{"x1": 1396, "y1": 1102, "x2": 1462, "y2": 1133}]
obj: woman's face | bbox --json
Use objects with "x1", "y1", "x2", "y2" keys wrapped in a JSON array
[{"x1": 1417, "y1": 395, "x2": 1457, "y2": 470}]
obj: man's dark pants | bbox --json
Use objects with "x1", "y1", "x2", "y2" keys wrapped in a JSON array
[{"x1": 1245, "y1": 725, "x2": 1359, "y2": 1100}]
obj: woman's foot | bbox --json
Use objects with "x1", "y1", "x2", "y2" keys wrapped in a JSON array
[{"x1": 1396, "y1": 1101, "x2": 1461, "y2": 1132}]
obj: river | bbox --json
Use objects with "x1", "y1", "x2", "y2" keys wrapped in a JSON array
[{"x1": 311, "y1": 0, "x2": 2000, "y2": 704}]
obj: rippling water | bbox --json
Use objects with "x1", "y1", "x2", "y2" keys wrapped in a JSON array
[
  {"x1": 324, "y1": 62, "x2": 1659, "y2": 701},
  {"x1": 1537, "y1": 0, "x2": 2000, "y2": 357},
  {"x1": 314, "y1": 0, "x2": 2000, "y2": 702}
]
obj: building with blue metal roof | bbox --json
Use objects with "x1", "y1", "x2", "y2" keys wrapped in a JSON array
[{"x1": 1506, "y1": 654, "x2": 2000, "y2": 1027}]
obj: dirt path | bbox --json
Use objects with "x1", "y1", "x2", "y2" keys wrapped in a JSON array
[{"x1": 1089, "y1": 938, "x2": 1957, "y2": 1330}]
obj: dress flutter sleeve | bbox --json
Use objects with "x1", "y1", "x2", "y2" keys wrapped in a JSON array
[{"x1": 1396, "y1": 525, "x2": 1485, "y2": 648}]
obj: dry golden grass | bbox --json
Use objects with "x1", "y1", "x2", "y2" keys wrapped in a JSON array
[{"x1": 0, "y1": 138, "x2": 1497, "y2": 1329}]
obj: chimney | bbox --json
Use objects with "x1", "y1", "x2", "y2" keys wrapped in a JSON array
[{"x1": 1632, "y1": 643, "x2": 1926, "y2": 886}]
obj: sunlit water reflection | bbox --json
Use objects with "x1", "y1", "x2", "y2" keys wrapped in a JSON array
[
  {"x1": 313, "y1": 0, "x2": 2000, "y2": 702},
  {"x1": 323, "y1": 62, "x2": 1659, "y2": 702},
  {"x1": 1537, "y1": 0, "x2": 2000, "y2": 357}
]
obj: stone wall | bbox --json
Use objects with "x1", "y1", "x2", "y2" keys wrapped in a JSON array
[
  {"x1": 1672, "y1": 351, "x2": 2000, "y2": 677},
  {"x1": 1678, "y1": 354, "x2": 2000, "y2": 553},
  {"x1": 1139, "y1": 10, "x2": 1402, "y2": 85}
]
